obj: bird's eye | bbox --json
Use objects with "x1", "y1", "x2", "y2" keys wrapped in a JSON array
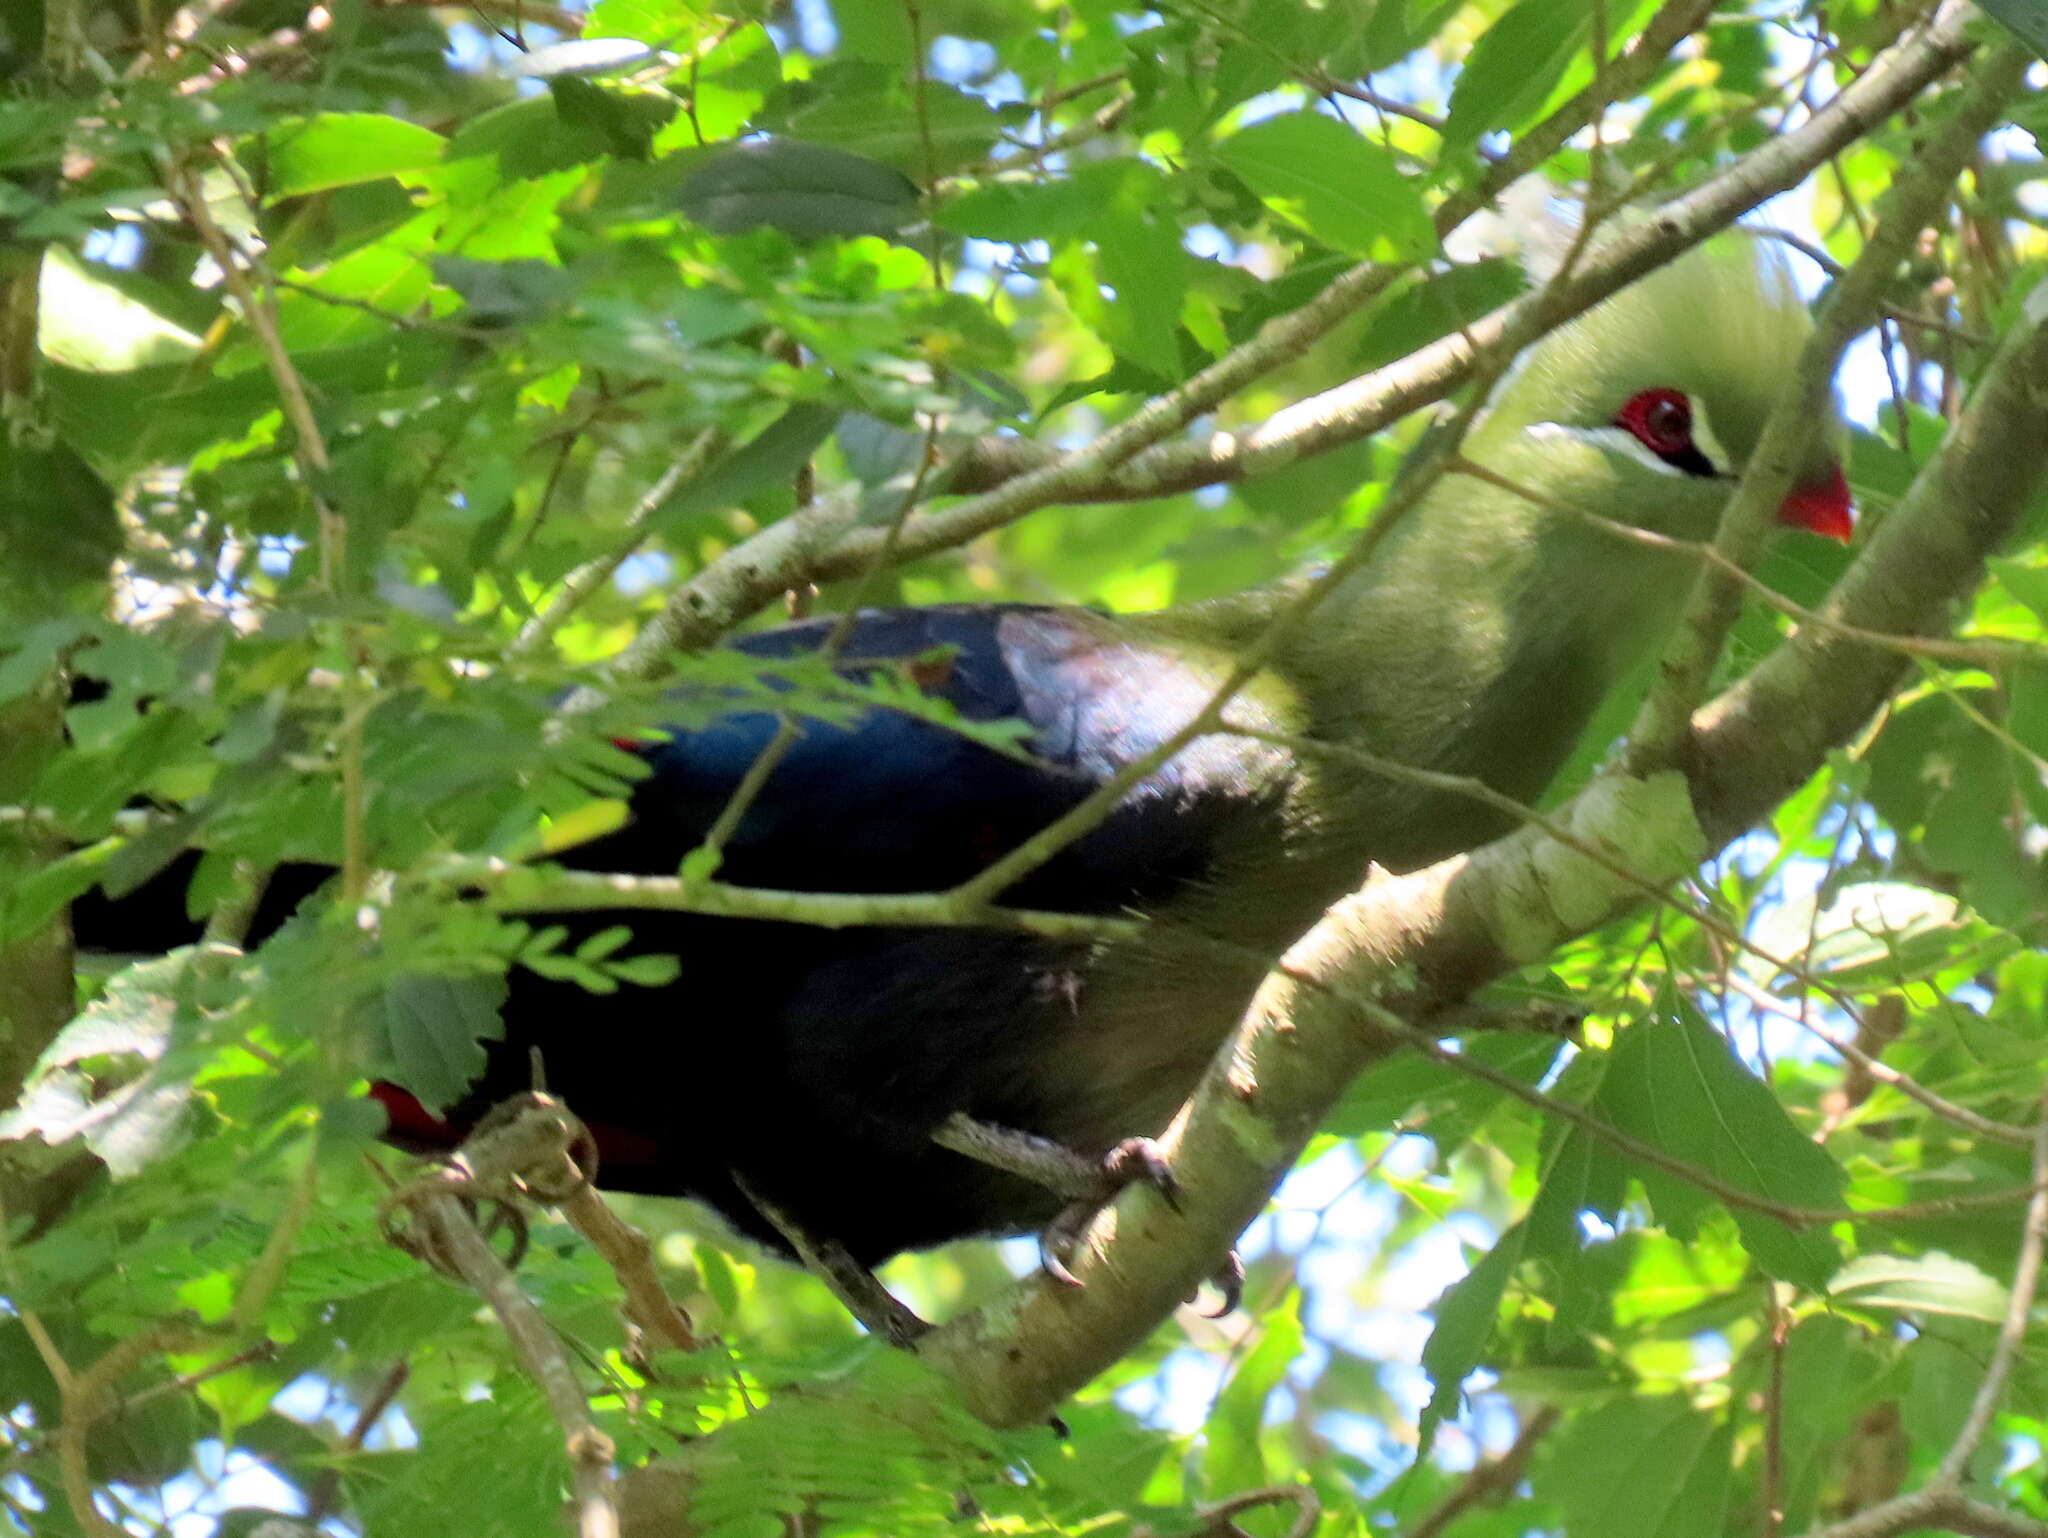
[{"x1": 1614, "y1": 388, "x2": 1715, "y2": 477}]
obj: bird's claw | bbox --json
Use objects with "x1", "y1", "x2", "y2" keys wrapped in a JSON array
[
  {"x1": 1036, "y1": 1136, "x2": 1184, "y2": 1288},
  {"x1": 1038, "y1": 1211, "x2": 1089, "y2": 1288},
  {"x1": 1193, "y1": 1250, "x2": 1245, "y2": 1317}
]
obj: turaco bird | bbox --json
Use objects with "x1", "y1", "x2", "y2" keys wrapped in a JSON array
[{"x1": 76, "y1": 230, "x2": 1852, "y2": 1338}]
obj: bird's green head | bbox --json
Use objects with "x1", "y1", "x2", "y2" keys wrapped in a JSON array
[{"x1": 1473, "y1": 232, "x2": 1852, "y2": 544}]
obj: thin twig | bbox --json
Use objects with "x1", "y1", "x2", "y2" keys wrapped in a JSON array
[
  {"x1": 1357, "y1": 1012, "x2": 2043, "y2": 1228},
  {"x1": 1790, "y1": 1486, "x2": 2048, "y2": 1538},
  {"x1": 1194, "y1": 1485, "x2": 1319, "y2": 1538},
  {"x1": 1715, "y1": 970, "x2": 2026, "y2": 1151},
  {"x1": 557, "y1": 1184, "x2": 699, "y2": 1355},
  {"x1": 1934, "y1": 1090, "x2": 2048, "y2": 1485},
  {"x1": 512, "y1": 428, "x2": 728, "y2": 657},
  {"x1": 1406, "y1": 1406, "x2": 1560, "y2": 1538}
]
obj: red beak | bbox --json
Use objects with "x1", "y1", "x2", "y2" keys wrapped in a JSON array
[{"x1": 1778, "y1": 463, "x2": 1853, "y2": 544}]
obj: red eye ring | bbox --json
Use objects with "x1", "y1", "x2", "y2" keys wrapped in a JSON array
[{"x1": 1615, "y1": 387, "x2": 1694, "y2": 456}]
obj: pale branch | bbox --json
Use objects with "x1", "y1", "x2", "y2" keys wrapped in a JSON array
[
  {"x1": 413, "y1": 1187, "x2": 621, "y2": 1538},
  {"x1": 611, "y1": 0, "x2": 1974, "y2": 666},
  {"x1": 1252, "y1": 688, "x2": 2038, "y2": 1154},
  {"x1": 1428, "y1": 0, "x2": 1713, "y2": 235},
  {"x1": 1626, "y1": 39, "x2": 2029, "y2": 769},
  {"x1": 381, "y1": 1102, "x2": 626, "y2": 1538},
  {"x1": 1690, "y1": 294, "x2": 2048, "y2": 843},
  {"x1": 913, "y1": 220, "x2": 2048, "y2": 1429},
  {"x1": 433, "y1": 857, "x2": 1144, "y2": 942}
]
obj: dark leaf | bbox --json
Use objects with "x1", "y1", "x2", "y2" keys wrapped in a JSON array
[{"x1": 677, "y1": 140, "x2": 920, "y2": 239}]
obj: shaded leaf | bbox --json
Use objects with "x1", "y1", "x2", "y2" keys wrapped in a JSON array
[
  {"x1": 678, "y1": 140, "x2": 920, "y2": 238},
  {"x1": 1536, "y1": 1398, "x2": 1731, "y2": 1538},
  {"x1": 0, "y1": 950, "x2": 212, "y2": 1176},
  {"x1": 1977, "y1": 0, "x2": 2048, "y2": 61},
  {"x1": 362, "y1": 974, "x2": 509, "y2": 1112}
]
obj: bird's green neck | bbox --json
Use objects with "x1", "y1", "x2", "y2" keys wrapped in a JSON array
[{"x1": 1178, "y1": 472, "x2": 1704, "y2": 865}]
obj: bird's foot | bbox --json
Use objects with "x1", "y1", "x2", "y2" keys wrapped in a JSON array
[
  {"x1": 1032, "y1": 1136, "x2": 1184, "y2": 1289},
  {"x1": 934, "y1": 1115, "x2": 1180, "y2": 1204},
  {"x1": 931, "y1": 1116, "x2": 1185, "y2": 1288}
]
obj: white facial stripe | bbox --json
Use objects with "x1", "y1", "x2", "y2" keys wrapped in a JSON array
[{"x1": 1526, "y1": 422, "x2": 1691, "y2": 477}]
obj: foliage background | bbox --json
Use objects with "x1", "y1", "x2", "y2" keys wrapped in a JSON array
[{"x1": 2, "y1": 0, "x2": 2048, "y2": 1536}]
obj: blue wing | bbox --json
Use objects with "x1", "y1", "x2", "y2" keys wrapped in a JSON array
[{"x1": 596, "y1": 603, "x2": 1285, "y2": 910}]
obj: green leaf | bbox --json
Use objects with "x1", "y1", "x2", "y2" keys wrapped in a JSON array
[
  {"x1": 1211, "y1": 110, "x2": 1433, "y2": 261},
  {"x1": 677, "y1": 140, "x2": 920, "y2": 238},
  {"x1": 1354, "y1": 258, "x2": 1528, "y2": 372},
  {"x1": 1976, "y1": 0, "x2": 2048, "y2": 61},
  {"x1": 1536, "y1": 1398, "x2": 1731, "y2": 1538},
  {"x1": 661, "y1": 403, "x2": 843, "y2": 523},
  {"x1": 1989, "y1": 555, "x2": 2048, "y2": 624},
  {"x1": 447, "y1": 95, "x2": 620, "y2": 179},
  {"x1": 1419, "y1": 1222, "x2": 1526, "y2": 1453},
  {"x1": 549, "y1": 76, "x2": 678, "y2": 162},
  {"x1": 433, "y1": 255, "x2": 578, "y2": 326},
  {"x1": 249, "y1": 114, "x2": 447, "y2": 200},
  {"x1": 0, "y1": 439, "x2": 118, "y2": 620},
  {"x1": 1442, "y1": 0, "x2": 1593, "y2": 152},
  {"x1": 770, "y1": 76, "x2": 1008, "y2": 177},
  {"x1": 1596, "y1": 998, "x2": 1846, "y2": 1288},
  {"x1": 935, "y1": 173, "x2": 1119, "y2": 242},
  {"x1": 1204, "y1": 1290, "x2": 1304, "y2": 1493},
  {"x1": 1830, "y1": 1253, "x2": 2011, "y2": 1325},
  {"x1": 831, "y1": 0, "x2": 915, "y2": 64},
  {"x1": 364, "y1": 974, "x2": 509, "y2": 1112},
  {"x1": 1092, "y1": 205, "x2": 1185, "y2": 381},
  {"x1": 1327, "y1": 1031, "x2": 1562, "y2": 1141}
]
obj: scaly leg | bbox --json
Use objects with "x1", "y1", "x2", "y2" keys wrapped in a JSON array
[
  {"x1": 731, "y1": 1171, "x2": 930, "y2": 1347},
  {"x1": 931, "y1": 1112, "x2": 1240, "y2": 1308}
]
